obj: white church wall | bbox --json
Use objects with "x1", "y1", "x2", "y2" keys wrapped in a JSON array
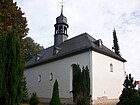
[
  {"x1": 92, "y1": 51, "x2": 125, "y2": 100},
  {"x1": 25, "y1": 51, "x2": 90, "y2": 100}
]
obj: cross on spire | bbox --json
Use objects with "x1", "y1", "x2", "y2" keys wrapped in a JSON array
[
  {"x1": 59, "y1": 0, "x2": 64, "y2": 7},
  {"x1": 59, "y1": 0, "x2": 64, "y2": 15}
]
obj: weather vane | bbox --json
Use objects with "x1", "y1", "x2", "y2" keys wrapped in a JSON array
[
  {"x1": 59, "y1": 0, "x2": 64, "y2": 7},
  {"x1": 59, "y1": 0, "x2": 64, "y2": 14}
]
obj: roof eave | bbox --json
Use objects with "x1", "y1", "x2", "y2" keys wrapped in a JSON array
[
  {"x1": 25, "y1": 47, "x2": 91, "y2": 69},
  {"x1": 25, "y1": 46, "x2": 126, "y2": 69}
]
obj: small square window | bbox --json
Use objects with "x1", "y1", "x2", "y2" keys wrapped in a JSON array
[
  {"x1": 36, "y1": 56, "x2": 40, "y2": 61},
  {"x1": 35, "y1": 54, "x2": 42, "y2": 61}
]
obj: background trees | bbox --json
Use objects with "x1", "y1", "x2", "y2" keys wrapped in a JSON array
[
  {"x1": 0, "y1": 0, "x2": 29, "y2": 38},
  {"x1": 72, "y1": 64, "x2": 90, "y2": 105},
  {"x1": 0, "y1": 0, "x2": 43, "y2": 62},
  {"x1": 117, "y1": 74, "x2": 140, "y2": 105},
  {"x1": 24, "y1": 37, "x2": 44, "y2": 61}
]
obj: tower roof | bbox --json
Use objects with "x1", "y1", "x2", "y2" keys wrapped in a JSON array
[{"x1": 56, "y1": 5, "x2": 67, "y2": 24}]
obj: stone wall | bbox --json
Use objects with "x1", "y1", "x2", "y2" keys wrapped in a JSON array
[
  {"x1": 39, "y1": 97, "x2": 74, "y2": 105},
  {"x1": 92, "y1": 96, "x2": 119, "y2": 105},
  {"x1": 39, "y1": 97, "x2": 119, "y2": 105}
]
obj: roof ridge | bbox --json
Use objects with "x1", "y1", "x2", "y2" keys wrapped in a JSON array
[
  {"x1": 59, "y1": 32, "x2": 90, "y2": 45},
  {"x1": 84, "y1": 33, "x2": 96, "y2": 44},
  {"x1": 83, "y1": 33, "x2": 95, "y2": 48}
]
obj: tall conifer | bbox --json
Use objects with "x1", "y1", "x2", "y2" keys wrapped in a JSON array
[
  {"x1": 81, "y1": 66, "x2": 90, "y2": 105},
  {"x1": 0, "y1": 0, "x2": 28, "y2": 104},
  {"x1": 72, "y1": 64, "x2": 81, "y2": 103},
  {"x1": 113, "y1": 29, "x2": 120, "y2": 56},
  {"x1": 72, "y1": 64, "x2": 90, "y2": 105},
  {"x1": 50, "y1": 80, "x2": 61, "y2": 105},
  {"x1": 0, "y1": 30, "x2": 24, "y2": 105}
]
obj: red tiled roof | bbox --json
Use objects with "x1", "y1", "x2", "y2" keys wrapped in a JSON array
[{"x1": 136, "y1": 81, "x2": 140, "y2": 84}]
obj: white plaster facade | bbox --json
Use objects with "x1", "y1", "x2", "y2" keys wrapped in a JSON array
[
  {"x1": 25, "y1": 50, "x2": 125, "y2": 103},
  {"x1": 92, "y1": 51, "x2": 125, "y2": 100},
  {"x1": 25, "y1": 51, "x2": 90, "y2": 100}
]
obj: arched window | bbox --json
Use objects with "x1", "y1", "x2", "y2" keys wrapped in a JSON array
[
  {"x1": 49, "y1": 73, "x2": 53, "y2": 81},
  {"x1": 64, "y1": 26, "x2": 67, "y2": 34},
  {"x1": 55, "y1": 27, "x2": 58, "y2": 34},
  {"x1": 70, "y1": 64, "x2": 77, "y2": 92},
  {"x1": 59, "y1": 26, "x2": 63, "y2": 32},
  {"x1": 38, "y1": 74, "x2": 41, "y2": 82},
  {"x1": 110, "y1": 63, "x2": 113, "y2": 72}
]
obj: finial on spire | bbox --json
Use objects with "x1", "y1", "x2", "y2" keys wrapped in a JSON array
[
  {"x1": 59, "y1": 0, "x2": 64, "y2": 15},
  {"x1": 59, "y1": 0, "x2": 64, "y2": 6}
]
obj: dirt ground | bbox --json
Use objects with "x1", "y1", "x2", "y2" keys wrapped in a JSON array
[{"x1": 21, "y1": 103, "x2": 49, "y2": 105}]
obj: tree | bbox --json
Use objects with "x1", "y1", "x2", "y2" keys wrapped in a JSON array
[
  {"x1": 23, "y1": 37, "x2": 44, "y2": 61},
  {"x1": 20, "y1": 76, "x2": 29, "y2": 103},
  {"x1": 29, "y1": 92, "x2": 39, "y2": 105},
  {"x1": 0, "y1": 0, "x2": 28, "y2": 104},
  {"x1": 0, "y1": 30, "x2": 24, "y2": 105},
  {"x1": 117, "y1": 74, "x2": 140, "y2": 105},
  {"x1": 50, "y1": 80, "x2": 61, "y2": 105},
  {"x1": 112, "y1": 29, "x2": 120, "y2": 56},
  {"x1": 72, "y1": 64, "x2": 81, "y2": 103},
  {"x1": 0, "y1": 0, "x2": 29, "y2": 38},
  {"x1": 81, "y1": 66, "x2": 90, "y2": 105},
  {"x1": 72, "y1": 64, "x2": 90, "y2": 105}
]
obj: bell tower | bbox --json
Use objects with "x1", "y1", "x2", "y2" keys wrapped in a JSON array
[{"x1": 54, "y1": 4, "x2": 69, "y2": 47}]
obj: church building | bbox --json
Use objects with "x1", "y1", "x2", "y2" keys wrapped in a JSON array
[{"x1": 25, "y1": 6, "x2": 126, "y2": 105}]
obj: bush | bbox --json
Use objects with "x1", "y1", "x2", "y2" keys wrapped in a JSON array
[
  {"x1": 49, "y1": 80, "x2": 61, "y2": 105},
  {"x1": 117, "y1": 74, "x2": 140, "y2": 105},
  {"x1": 29, "y1": 92, "x2": 39, "y2": 105},
  {"x1": 20, "y1": 77, "x2": 29, "y2": 103},
  {"x1": 72, "y1": 64, "x2": 90, "y2": 105}
]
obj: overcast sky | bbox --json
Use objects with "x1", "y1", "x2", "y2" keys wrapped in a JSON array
[{"x1": 14, "y1": 0, "x2": 140, "y2": 80}]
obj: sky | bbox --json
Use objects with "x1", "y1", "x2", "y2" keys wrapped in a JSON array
[{"x1": 14, "y1": 0, "x2": 140, "y2": 80}]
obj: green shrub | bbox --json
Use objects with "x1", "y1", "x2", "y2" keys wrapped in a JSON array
[
  {"x1": 117, "y1": 74, "x2": 140, "y2": 105},
  {"x1": 29, "y1": 92, "x2": 39, "y2": 105},
  {"x1": 20, "y1": 77, "x2": 29, "y2": 103},
  {"x1": 49, "y1": 80, "x2": 61, "y2": 105},
  {"x1": 72, "y1": 64, "x2": 90, "y2": 105}
]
